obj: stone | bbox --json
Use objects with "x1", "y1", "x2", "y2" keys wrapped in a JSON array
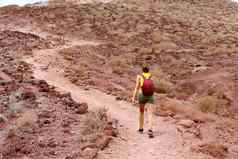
[
  {"x1": 115, "y1": 96, "x2": 123, "y2": 101},
  {"x1": 177, "y1": 119, "x2": 195, "y2": 128}
]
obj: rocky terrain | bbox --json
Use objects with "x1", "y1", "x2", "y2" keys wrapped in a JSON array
[
  {"x1": 0, "y1": 0, "x2": 238, "y2": 159},
  {"x1": 0, "y1": 20, "x2": 117, "y2": 159}
]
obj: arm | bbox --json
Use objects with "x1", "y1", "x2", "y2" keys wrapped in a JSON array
[{"x1": 132, "y1": 75, "x2": 141, "y2": 103}]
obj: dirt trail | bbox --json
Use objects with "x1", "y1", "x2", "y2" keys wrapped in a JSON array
[{"x1": 23, "y1": 41, "x2": 204, "y2": 159}]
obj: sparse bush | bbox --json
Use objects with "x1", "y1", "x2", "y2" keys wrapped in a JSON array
[
  {"x1": 16, "y1": 111, "x2": 38, "y2": 130},
  {"x1": 207, "y1": 86, "x2": 226, "y2": 100},
  {"x1": 80, "y1": 107, "x2": 108, "y2": 142},
  {"x1": 60, "y1": 47, "x2": 80, "y2": 61},
  {"x1": 191, "y1": 143, "x2": 228, "y2": 159},
  {"x1": 109, "y1": 57, "x2": 132, "y2": 75},
  {"x1": 7, "y1": 101, "x2": 25, "y2": 117},
  {"x1": 175, "y1": 81, "x2": 197, "y2": 98},
  {"x1": 154, "y1": 79, "x2": 173, "y2": 94},
  {"x1": 198, "y1": 96, "x2": 217, "y2": 113},
  {"x1": 7, "y1": 110, "x2": 38, "y2": 137}
]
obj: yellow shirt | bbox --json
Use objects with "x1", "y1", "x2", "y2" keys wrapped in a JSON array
[{"x1": 140, "y1": 72, "x2": 152, "y2": 87}]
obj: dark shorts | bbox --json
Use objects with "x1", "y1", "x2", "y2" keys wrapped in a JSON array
[{"x1": 138, "y1": 93, "x2": 155, "y2": 104}]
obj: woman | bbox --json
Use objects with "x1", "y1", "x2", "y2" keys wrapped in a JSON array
[{"x1": 132, "y1": 65, "x2": 155, "y2": 138}]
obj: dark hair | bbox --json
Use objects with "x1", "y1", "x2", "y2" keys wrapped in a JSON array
[{"x1": 142, "y1": 66, "x2": 149, "y2": 73}]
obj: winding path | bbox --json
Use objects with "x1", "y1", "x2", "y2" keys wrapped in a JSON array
[{"x1": 24, "y1": 41, "x2": 200, "y2": 159}]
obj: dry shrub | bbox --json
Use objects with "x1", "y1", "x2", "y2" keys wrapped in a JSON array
[
  {"x1": 109, "y1": 56, "x2": 132, "y2": 75},
  {"x1": 16, "y1": 111, "x2": 38, "y2": 129},
  {"x1": 198, "y1": 96, "x2": 217, "y2": 113},
  {"x1": 159, "y1": 99, "x2": 216, "y2": 122},
  {"x1": 207, "y1": 86, "x2": 225, "y2": 99},
  {"x1": 151, "y1": 67, "x2": 164, "y2": 78},
  {"x1": 0, "y1": 114, "x2": 7, "y2": 123},
  {"x1": 151, "y1": 67, "x2": 173, "y2": 94},
  {"x1": 80, "y1": 107, "x2": 108, "y2": 142},
  {"x1": 64, "y1": 63, "x2": 89, "y2": 84},
  {"x1": 192, "y1": 143, "x2": 228, "y2": 159},
  {"x1": 7, "y1": 110, "x2": 38, "y2": 137},
  {"x1": 177, "y1": 82, "x2": 197, "y2": 96},
  {"x1": 60, "y1": 47, "x2": 80, "y2": 61},
  {"x1": 7, "y1": 101, "x2": 25, "y2": 118},
  {"x1": 154, "y1": 79, "x2": 173, "y2": 94}
]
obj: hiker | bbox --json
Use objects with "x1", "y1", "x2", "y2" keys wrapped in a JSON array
[{"x1": 132, "y1": 65, "x2": 155, "y2": 138}]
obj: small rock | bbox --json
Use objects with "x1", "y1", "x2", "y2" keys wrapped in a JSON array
[
  {"x1": 49, "y1": 150, "x2": 57, "y2": 156},
  {"x1": 61, "y1": 119, "x2": 70, "y2": 127},
  {"x1": 82, "y1": 148, "x2": 98, "y2": 159},
  {"x1": 115, "y1": 96, "x2": 122, "y2": 101},
  {"x1": 0, "y1": 114, "x2": 7, "y2": 123},
  {"x1": 47, "y1": 139, "x2": 57, "y2": 148},
  {"x1": 81, "y1": 143, "x2": 97, "y2": 150},
  {"x1": 84, "y1": 86, "x2": 90, "y2": 91},
  {"x1": 63, "y1": 128, "x2": 71, "y2": 134},
  {"x1": 75, "y1": 103, "x2": 88, "y2": 114},
  {"x1": 177, "y1": 119, "x2": 195, "y2": 128},
  {"x1": 38, "y1": 80, "x2": 50, "y2": 92}
]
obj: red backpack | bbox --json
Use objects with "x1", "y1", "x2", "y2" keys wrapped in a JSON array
[{"x1": 141, "y1": 75, "x2": 155, "y2": 96}]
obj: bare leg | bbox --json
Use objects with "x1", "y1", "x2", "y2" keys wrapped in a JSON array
[
  {"x1": 147, "y1": 103, "x2": 154, "y2": 131},
  {"x1": 139, "y1": 104, "x2": 145, "y2": 130}
]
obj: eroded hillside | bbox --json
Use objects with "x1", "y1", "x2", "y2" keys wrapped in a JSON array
[{"x1": 0, "y1": 0, "x2": 238, "y2": 159}]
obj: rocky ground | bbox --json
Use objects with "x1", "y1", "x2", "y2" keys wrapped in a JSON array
[
  {"x1": 0, "y1": 0, "x2": 238, "y2": 159},
  {"x1": 0, "y1": 23, "x2": 117, "y2": 159}
]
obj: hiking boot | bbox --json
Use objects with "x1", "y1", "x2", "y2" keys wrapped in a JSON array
[
  {"x1": 138, "y1": 128, "x2": 144, "y2": 134},
  {"x1": 148, "y1": 129, "x2": 154, "y2": 138}
]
